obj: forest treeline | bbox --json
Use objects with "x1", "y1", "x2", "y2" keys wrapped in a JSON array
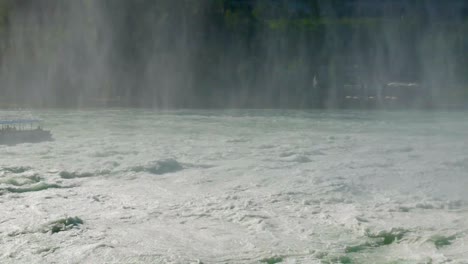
[{"x1": 0, "y1": 0, "x2": 467, "y2": 108}]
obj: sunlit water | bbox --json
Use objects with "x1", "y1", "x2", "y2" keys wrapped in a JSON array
[{"x1": 1, "y1": 109, "x2": 467, "y2": 263}]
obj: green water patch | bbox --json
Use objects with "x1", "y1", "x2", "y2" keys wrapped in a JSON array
[
  {"x1": 59, "y1": 171, "x2": 93, "y2": 179},
  {"x1": 0, "y1": 175, "x2": 42, "y2": 186},
  {"x1": 260, "y1": 256, "x2": 284, "y2": 264},
  {"x1": 345, "y1": 243, "x2": 373, "y2": 253},
  {"x1": 4, "y1": 182, "x2": 63, "y2": 193},
  {"x1": 59, "y1": 170, "x2": 110, "y2": 179},
  {"x1": 430, "y1": 235, "x2": 456, "y2": 249},
  {"x1": 7, "y1": 216, "x2": 84, "y2": 237},
  {"x1": 45, "y1": 216, "x2": 84, "y2": 234},
  {"x1": 35, "y1": 246, "x2": 59, "y2": 254},
  {"x1": 345, "y1": 228, "x2": 408, "y2": 254},
  {"x1": 385, "y1": 261, "x2": 425, "y2": 264},
  {"x1": 1, "y1": 166, "x2": 32, "y2": 174},
  {"x1": 366, "y1": 228, "x2": 407, "y2": 246},
  {"x1": 320, "y1": 255, "x2": 354, "y2": 264},
  {"x1": 130, "y1": 159, "x2": 184, "y2": 175},
  {"x1": 338, "y1": 256, "x2": 353, "y2": 264}
]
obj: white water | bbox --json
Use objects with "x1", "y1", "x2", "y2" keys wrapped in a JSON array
[{"x1": 1, "y1": 109, "x2": 467, "y2": 263}]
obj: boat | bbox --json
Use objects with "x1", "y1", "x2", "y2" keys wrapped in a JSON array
[{"x1": 0, "y1": 119, "x2": 53, "y2": 145}]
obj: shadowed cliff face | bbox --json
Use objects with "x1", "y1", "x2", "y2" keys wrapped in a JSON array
[{"x1": 0, "y1": 0, "x2": 467, "y2": 109}]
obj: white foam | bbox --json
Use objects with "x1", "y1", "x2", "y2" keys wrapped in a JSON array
[{"x1": 1, "y1": 109, "x2": 467, "y2": 263}]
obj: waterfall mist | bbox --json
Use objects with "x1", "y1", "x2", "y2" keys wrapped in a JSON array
[
  {"x1": 0, "y1": 0, "x2": 466, "y2": 109},
  {"x1": 0, "y1": 0, "x2": 113, "y2": 107}
]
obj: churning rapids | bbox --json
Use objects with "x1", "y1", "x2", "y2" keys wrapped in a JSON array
[{"x1": 0, "y1": 109, "x2": 467, "y2": 264}]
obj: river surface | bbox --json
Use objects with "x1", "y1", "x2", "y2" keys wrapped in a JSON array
[{"x1": 1, "y1": 109, "x2": 467, "y2": 263}]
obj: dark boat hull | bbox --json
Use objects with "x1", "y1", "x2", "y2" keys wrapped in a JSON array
[{"x1": 0, "y1": 130, "x2": 53, "y2": 145}]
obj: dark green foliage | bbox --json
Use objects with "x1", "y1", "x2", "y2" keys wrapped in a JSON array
[{"x1": 0, "y1": 0, "x2": 11, "y2": 28}]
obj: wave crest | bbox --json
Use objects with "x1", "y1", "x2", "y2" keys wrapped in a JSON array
[{"x1": 130, "y1": 159, "x2": 184, "y2": 175}]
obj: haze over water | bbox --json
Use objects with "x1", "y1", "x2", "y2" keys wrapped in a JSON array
[{"x1": 0, "y1": 0, "x2": 467, "y2": 108}]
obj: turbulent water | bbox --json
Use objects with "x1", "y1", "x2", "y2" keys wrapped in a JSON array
[{"x1": 1, "y1": 109, "x2": 467, "y2": 264}]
